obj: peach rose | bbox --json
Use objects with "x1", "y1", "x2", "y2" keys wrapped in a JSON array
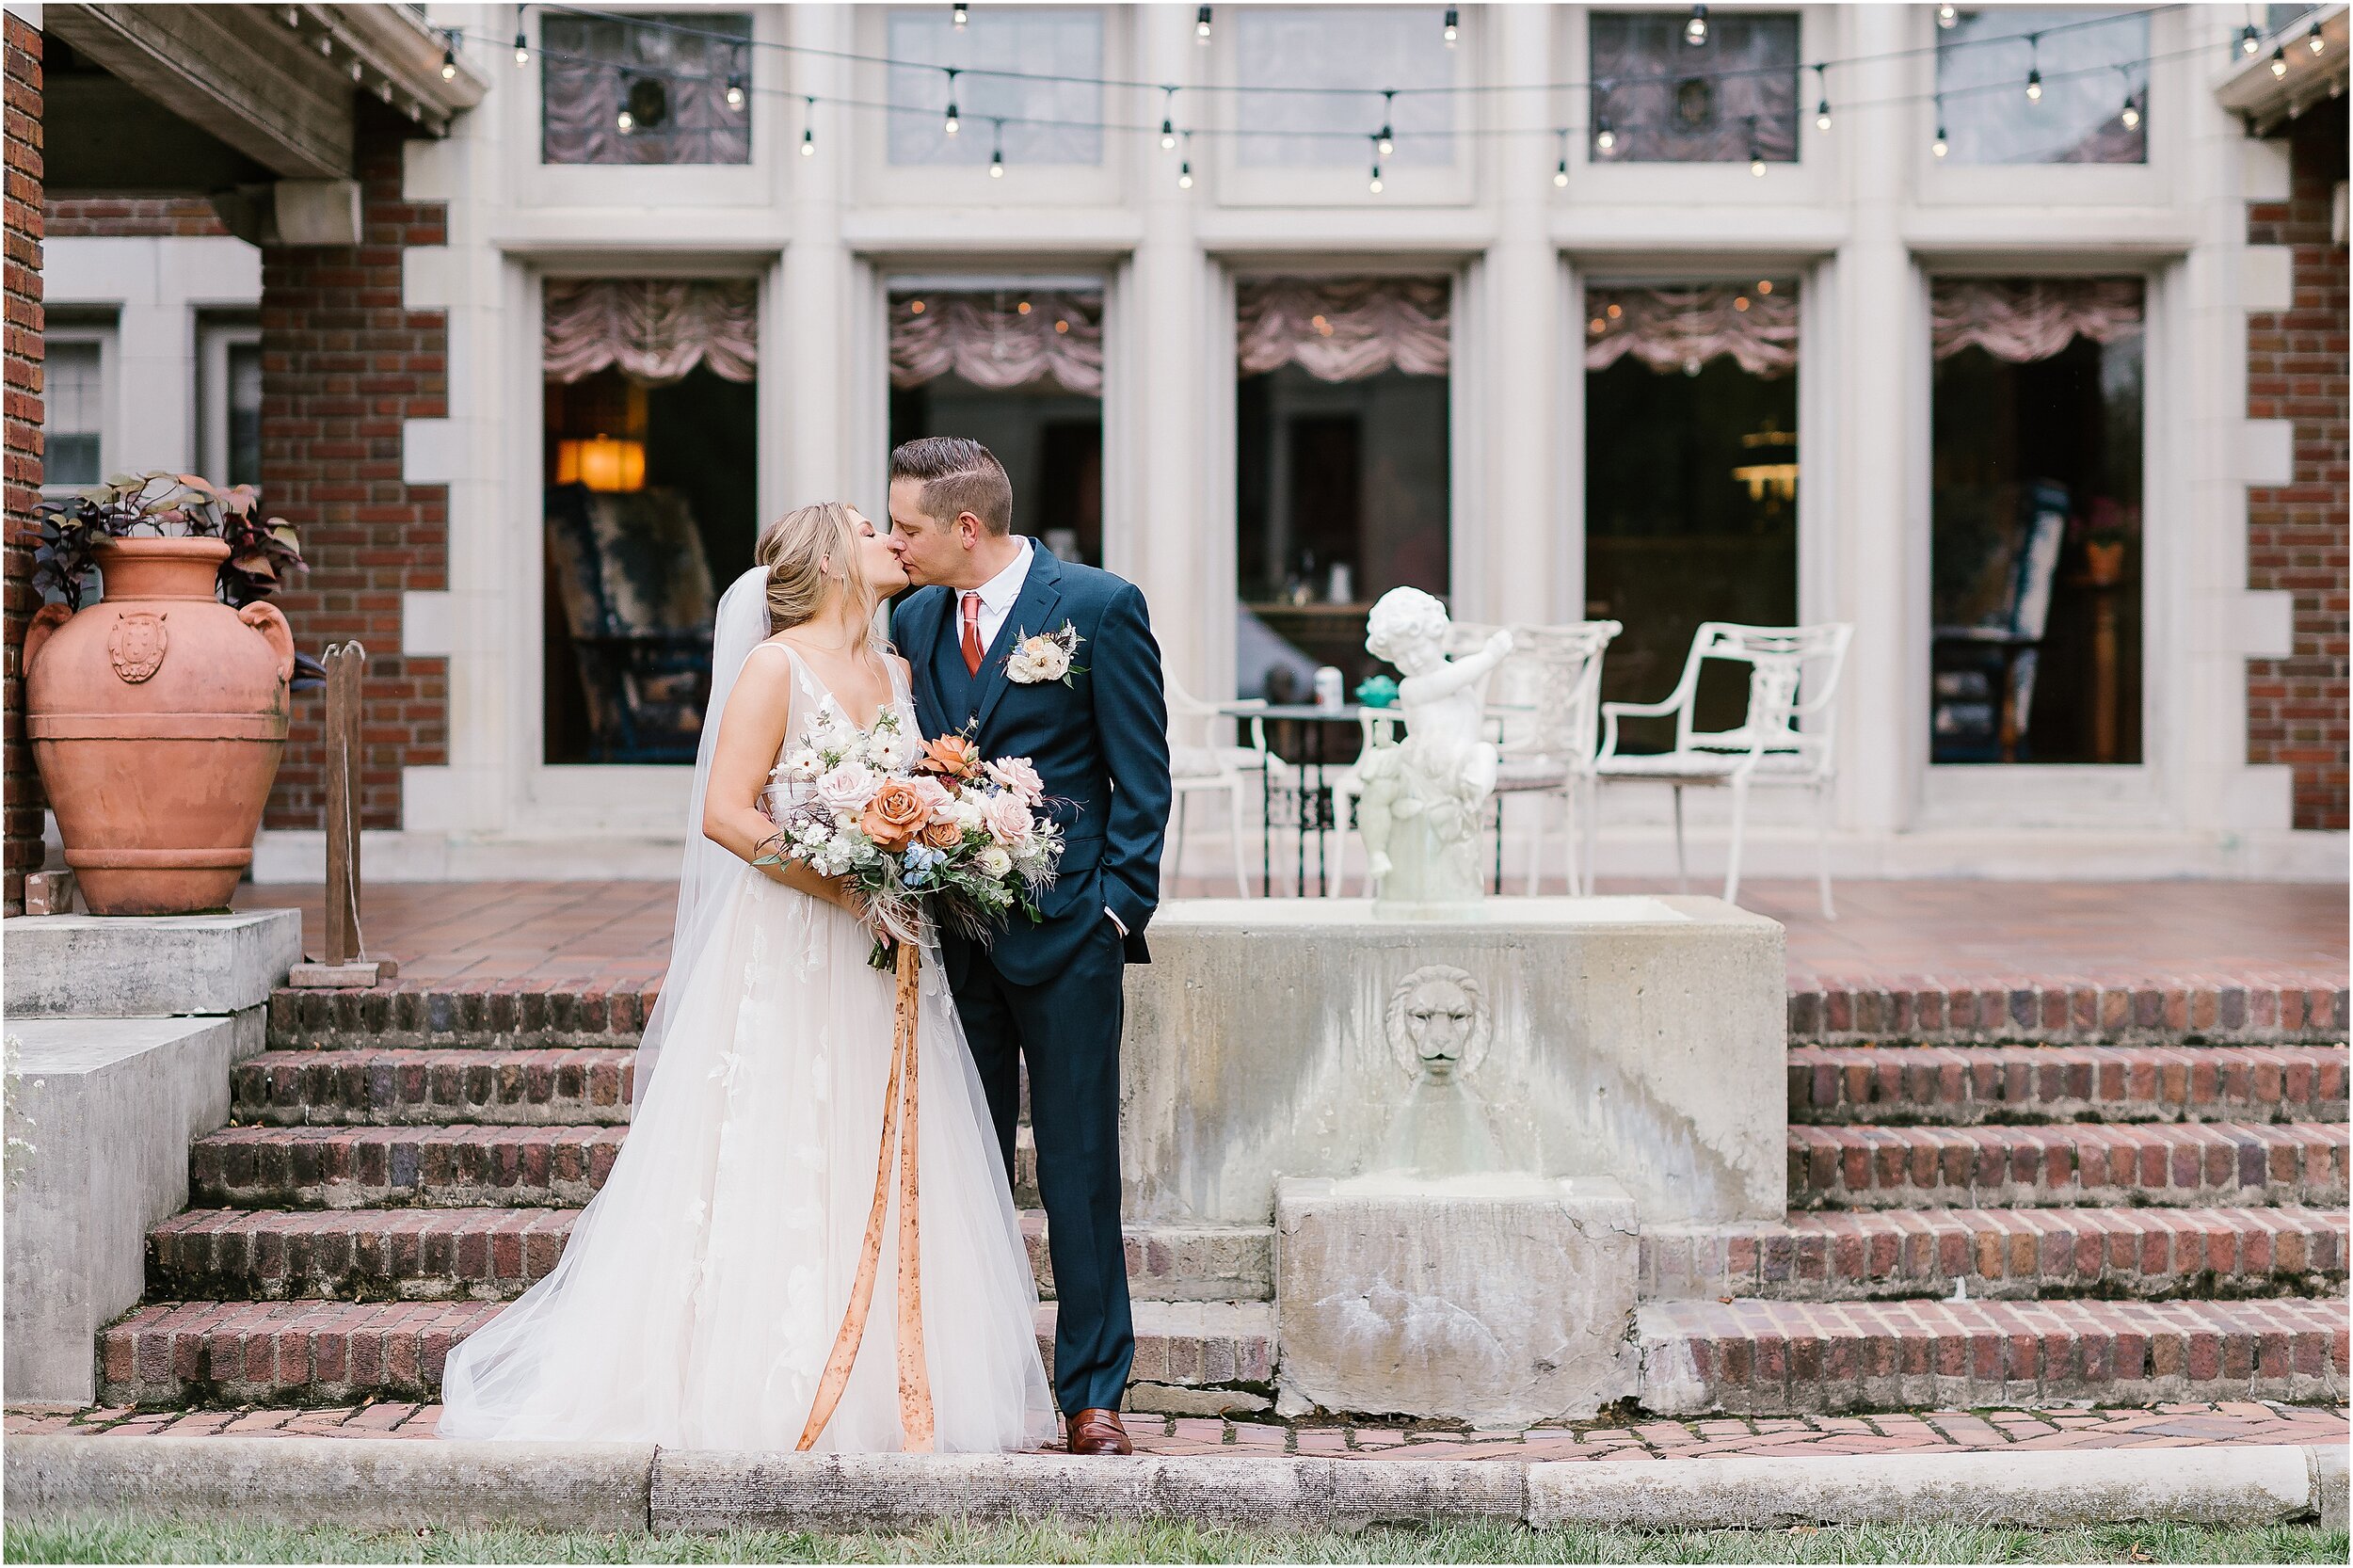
[
  {"x1": 920, "y1": 817, "x2": 963, "y2": 850},
  {"x1": 860, "y1": 779, "x2": 928, "y2": 853},
  {"x1": 919, "y1": 734, "x2": 983, "y2": 781}
]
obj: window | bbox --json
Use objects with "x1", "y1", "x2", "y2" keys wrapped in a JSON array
[
  {"x1": 1584, "y1": 281, "x2": 1800, "y2": 739},
  {"x1": 541, "y1": 12, "x2": 751, "y2": 165},
  {"x1": 1589, "y1": 11, "x2": 1800, "y2": 164},
  {"x1": 1234, "y1": 7, "x2": 1455, "y2": 168},
  {"x1": 1933, "y1": 8, "x2": 2147, "y2": 165},
  {"x1": 199, "y1": 318, "x2": 262, "y2": 488},
  {"x1": 888, "y1": 284, "x2": 1105, "y2": 565},
  {"x1": 541, "y1": 280, "x2": 760, "y2": 765},
  {"x1": 1929, "y1": 278, "x2": 2144, "y2": 765},
  {"x1": 1235, "y1": 277, "x2": 1451, "y2": 704},
  {"x1": 44, "y1": 337, "x2": 105, "y2": 490},
  {"x1": 886, "y1": 8, "x2": 1103, "y2": 167}
]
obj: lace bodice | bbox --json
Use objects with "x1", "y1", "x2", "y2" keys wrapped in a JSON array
[{"x1": 758, "y1": 642, "x2": 919, "y2": 818}]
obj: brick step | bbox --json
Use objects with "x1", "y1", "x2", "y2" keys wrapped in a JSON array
[
  {"x1": 146, "y1": 1207, "x2": 1273, "y2": 1305},
  {"x1": 1642, "y1": 1206, "x2": 2349, "y2": 1303},
  {"x1": 266, "y1": 988, "x2": 653, "y2": 1053},
  {"x1": 96, "y1": 1297, "x2": 1273, "y2": 1409},
  {"x1": 1788, "y1": 1121, "x2": 2347, "y2": 1209},
  {"x1": 232, "y1": 1049, "x2": 636, "y2": 1127},
  {"x1": 1636, "y1": 1296, "x2": 2347, "y2": 1416},
  {"x1": 1788, "y1": 1044, "x2": 2347, "y2": 1126},
  {"x1": 188, "y1": 1126, "x2": 625, "y2": 1209},
  {"x1": 1786, "y1": 978, "x2": 2345, "y2": 1045}
]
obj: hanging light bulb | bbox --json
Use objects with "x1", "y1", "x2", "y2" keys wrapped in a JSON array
[
  {"x1": 512, "y1": 12, "x2": 529, "y2": 67},
  {"x1": 1750, "y1": 146, "x2": 1767, "y2": 176},
  {"x1": 800, "y1": 95, "x2": 817, "y2": 155},
  {"x1": 1160, "y1": 116, "x2": 1176, "y2": 149},
  {"x1": 1932, "y1": 123, "x2": 1949, "y2": 157},
  {"x1": 1937, "y1": 4, "x2": 1957, "y2": 27},
  {"x1": 2025, "y1": 68, "x2": 2042, "y2": 101},
  {"x1": 617, "y1": 106, "x2": 635, "y2": 133},
  {"x1": 2270, "y1": 44, "x2": 2289, "y2": 77},
  {"x1": 440, "y1": 37, "x2": 458, "y2": 80},
  {"x1": 1196, "y1": 6, "x2": 1213, "y2": 44},
  {"x1": 1554, "y1": 157, "x2": 1568, "y2": 186},
  {"x1": 726, "y1": 76, "x2": 745, "y2": 109},
  {"x1": 1369, "y1": 139, "x2": 1384, "y2": 193},
  {"x1": 1444, "y1": 8, "x2": 1459, "y2": 46},
  {"x1": 1816, "y1": 98, "x2": 1832, "y2": 131},
  {"x1": 1812, "y1": 64, "x2": 1830, "y2": 131},
  {"x1": 1377, "y1": 90, "x2": 1395, "y2": 158},
  {"x1": 952, "y1": 2, "x2": 968, "y2": 29},
  {"x1": 1178, "y1": 160, "x2": 1193, "y2": 188},
  {"x1": 943, "y1": 71, "x2": 960, "y2": 136},
  {"x1": 1596, "y1": 118, "x2": 1617, "y2": 153},
  {"x1": 2240, "y1": 24, "x2": 2262, "y2": 56},
  {"x1": 2121, "y1": 92, "x2": 2140, "y2": 129},
  {"x1": 1685, "y1": 5, "x2": 1707, "y2": 46},
  {"x1": 2310, "y1": 20, "x2": 2326, "y2": 55},
  {"x1": 988, "y1": 120, "x2": 1005, "y2": 177}
]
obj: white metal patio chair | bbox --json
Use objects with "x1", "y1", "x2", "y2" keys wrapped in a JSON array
[
  {"x1": 1590, "y1": 621, "x2": 1853, "y2": 917},
  {"x1": 1163, "y1": 664, "x2": 1277, "y2": 897}
]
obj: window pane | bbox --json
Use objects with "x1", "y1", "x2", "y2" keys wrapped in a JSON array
[
  {"x1": 888, "y1": 8, "x2": 1103, "y2": 166},
  {"x1": 227, "y1": 344, "x2": 262, "y2": 488},
  {"x1": 1935, "y1": 8, "x2": 2147, "y2": 165},
  {"x1": 1930, "y1": 279, "x2": 2144, "y2": 764},
  {"x1": 47, "y1": 341, "x2": 102, "y2": 487},
  {"x1": 1235, "y1": 7, "x2": 1455, "y2": 168},
  {"x1": 1589, "y1": 11, "x2": 1800, "y2": 163},
  {"x1": 542, "y1": 12, "x2": 751, "y2": 165}
]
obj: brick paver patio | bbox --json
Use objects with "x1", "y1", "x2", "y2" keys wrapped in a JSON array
[{"x1": 9, "y1": 1400, "x2": 2345, "y2": 1461}]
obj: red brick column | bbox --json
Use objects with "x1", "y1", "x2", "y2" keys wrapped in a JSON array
[
  {"x1": 260, "y1": 101, "x2": 447, "y2": 833},
  {"x1": 45, "y1": 196, "x2": 228, "y2": 238},
  {"x1": 2246, "y1": 103, "x2": 2350, "y2": 833},
  {"x1": 3, "y1": 15, "x2": 42, "y2": 916}
]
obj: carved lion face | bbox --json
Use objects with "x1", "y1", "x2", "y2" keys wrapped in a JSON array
[{"x1": 1385, "y1": 965, "x2": 1492, "y2": 1081}]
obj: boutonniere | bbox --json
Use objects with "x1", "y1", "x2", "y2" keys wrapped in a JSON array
[{"x1": 1007, "y1": 622, "x2": 1086, "y2": 687}]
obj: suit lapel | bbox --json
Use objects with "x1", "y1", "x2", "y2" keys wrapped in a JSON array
[{"x1": 971, "y1": 546, "x2": 1064, "y2": 739}]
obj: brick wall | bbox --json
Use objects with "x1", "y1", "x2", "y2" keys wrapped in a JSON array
[
  {"x1": 2246, "y1": 100, "x2": 2350, "y2": 833},
  {"x1": 260, "y1": 100, "x2": 446, "y2": 832},
  {"x1": 44, "y1": 196, "x2": 228, "y2": 238},
  {"x1": 3, "y1": 15, "x2": 41, "y2": 917}
]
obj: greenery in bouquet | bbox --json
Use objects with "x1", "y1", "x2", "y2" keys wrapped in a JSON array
[{"x1": 756, "y1": 707, "x2": 1062, "y2": 968}]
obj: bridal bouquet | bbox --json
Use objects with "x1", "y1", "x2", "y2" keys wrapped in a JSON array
[{"x1": 757, "y1": 706, "x2": 1061, "y2": 968}]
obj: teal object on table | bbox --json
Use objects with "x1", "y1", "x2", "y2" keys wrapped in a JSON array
[{"x1": 1354, "y1": 676, "x2": 1399, "y2": 709}]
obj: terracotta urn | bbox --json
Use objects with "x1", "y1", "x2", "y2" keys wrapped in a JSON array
[{"x1": 23, "y1": 537, "x2": 296, "y2": 915}]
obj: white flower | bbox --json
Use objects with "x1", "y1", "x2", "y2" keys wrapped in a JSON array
[
  {"x1": 977, "y1": 844, "x2": 1013, "y2": 879},
  {"x1": 982, "y1": 794, "x2": 1035, "y2": 848},
  {"x1": 1006, "y1": 625, "x2": 1080, "y2": 684},
  {"x1": 814, "y1": 760, "x2": 880, "y2": 816},
  {"x1": 776, "y1": 746, "x2": 824, "y2": 783}
]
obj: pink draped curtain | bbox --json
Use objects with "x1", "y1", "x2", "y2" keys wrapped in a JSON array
[
  {"x1": 542, "y1": 280, "x2": 759, "y2": 385},
  {"x1": 888, "y1": 292, "x2": 1104, "y2": 395},
  {"x1": 1930, "y1": 280, "x2": 2144, "y2": 362},
  {"x1": 1236, "y1": 278, "x2": 1450, "y2": 381},
  {"x1": 1585, "y1": 284, "x2": 1799, "y2": 378}
]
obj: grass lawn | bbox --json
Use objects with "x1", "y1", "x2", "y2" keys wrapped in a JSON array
[{"x1": 3, "y1": 1514, "x2": 2344, "y2": 1565}]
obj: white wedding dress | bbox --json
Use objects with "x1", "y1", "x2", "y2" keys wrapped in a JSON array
[{"x1": 440, "y1": 613, "x2": 1056, "y2": 1452}]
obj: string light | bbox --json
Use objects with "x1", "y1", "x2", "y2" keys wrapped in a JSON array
[
  {"x1": 1932, "y1": 97, "x2": 1949, "y2": 158},
  {"x1": 2310, "y1": 20, "x2": 2327, "y2": 55},
  {"x1": 988, "y1": 120, "x2": 1004, "y2": 177},
  {"x1": 1444, "y1": 8, "x2": 1459, "y2": 47},
  {"x1": 1748, "y1": 118, "x2": 1766, "y2": 175},
  {"x1": 2025, "y1": 68, "x2": 2042, "y2": 100},
  {"x1": 1160, "y1": 86, "x2": 1177, "y2": 149},
  {"x1": 1177, "y1": 131, "x2": 1193, "y2": 188},
  {"x1": 2025, "y1": 35, "x2": 2042, "y2": 102},
  {"x1": 943, "y1": 69, "x2": 959, "y2": 135},
  {"x1": 1554, "y1": 131, "x2": 1569, "y2": 186},
  {"x1": 726, "y1": 75, "x2": 745, "y2": 108},
  {"x1": 952, "y1": 3, "x2": 968, "y2": 30},
  {"x1": 1937, "y1": 5, "x2": 1957, "y2": 27},
  {"x1": 1369, "y1": 137, "x2": 1384, "y2": 193},
  {"x1": 616, "y1": 104, "x2": 634, "y2": 133},
  {"x1": 2239, "y1": 24, "x2": 2262, "y2": 56},
  {"x1": 1196, "y1": 6, "x2": 1212, "y2": 44},
  {"x1": 1377, "y1": 90, "x2": 1396, "y2": 157},
  {"x1": 512, "y1": 6, "x2": 529, "y2": 67},
  {"x1": 1685, "y1": 6, "x2": 1708, "y2": 47},
  {"x1": 801, "y1": 95, "x2": 816, "y2": 154},
  {"x1": 2269, "y1": 44, "x2": 2288, "y2": 77},
  {"x1": 441, "y1": 32, "x2": 459, "y2": 80},
  {"x1": 2121, "y1": 91, "x2": 2140, "y2": 129},
  {"x1": 1813, "y1": 65, "x2": 1831, "y2": 131}
]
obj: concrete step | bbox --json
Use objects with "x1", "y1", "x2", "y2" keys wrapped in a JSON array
[
  {"x1": 146, "y1": 1206, "x2": 1274, "y2": 1305},
  {"x1": 231, "y1": 1049, "x2": 636, "y2": 1127},
  {"x1": 188, "y1": 1126, "x2": 625, "y2": 1209},
  {"x1": 96, "y1": 1297, "x2": 1274, "y2": 1410},
  {"x1": 1787, "y1": 1121, "x2": 2347, "y2": 1209},
  {"x1": 1641, "y1": 1206, "x2": 2349, "y2": 1303},
  {"x1": 1636, "y1": 1295, "x2": 2347, "y2": 1416},
  {"x1": 1787, "y1": 1044, "x2": 2347, "y2": 1126}
]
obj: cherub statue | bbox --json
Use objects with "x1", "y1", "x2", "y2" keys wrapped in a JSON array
[{"x1": 1354, "y1": 588, "x2": 1513, "y2": 902}]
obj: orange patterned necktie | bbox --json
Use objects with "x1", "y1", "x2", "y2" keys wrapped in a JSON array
[{"x1": 960, "y1": 592, "x2": 984, "y2": 676}]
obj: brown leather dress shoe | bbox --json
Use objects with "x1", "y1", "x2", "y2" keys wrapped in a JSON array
[{"x1": 1065, "y1": 1407, "x2": 1133, "y2": 1455}]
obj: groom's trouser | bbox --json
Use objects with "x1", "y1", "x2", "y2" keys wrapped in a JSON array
[{"x1": 947, "y1": 919, "x2": 1133, "y2": 1417}]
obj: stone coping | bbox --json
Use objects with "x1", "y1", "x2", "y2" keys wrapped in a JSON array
[{"x1": 3, "y1": 1435, "x2": 2343, "y2": 1532}]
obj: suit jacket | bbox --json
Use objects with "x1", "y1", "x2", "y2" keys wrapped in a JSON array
[{"x1": 891, "y1": 546, "x2": 1173, "y2": 985}]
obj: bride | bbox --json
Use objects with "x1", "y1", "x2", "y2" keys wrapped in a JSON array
[{"x1": 439, "y1": 502, "x2": 1057, "y2": 1452}]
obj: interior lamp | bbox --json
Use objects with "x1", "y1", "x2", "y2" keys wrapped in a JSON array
[{"x1": 556, "y1": 434, "x2": 648, "y2": 492}]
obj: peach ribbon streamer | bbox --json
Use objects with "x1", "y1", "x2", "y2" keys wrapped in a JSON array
[{"x1": 795, "y1": 941, "x2": 935, "y2": 1452}]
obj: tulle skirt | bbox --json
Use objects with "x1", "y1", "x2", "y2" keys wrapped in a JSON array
[{"x1": 437, "y1": 870, "x2": 1058, "y2": 1451}]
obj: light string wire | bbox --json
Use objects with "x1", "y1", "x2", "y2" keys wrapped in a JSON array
[
  {"x1": 524, "y1": 0, "x2": 2192, "y2": 103},
  {"x1": 470, "y1": 25, "x2": 2228, "y2": 152}
]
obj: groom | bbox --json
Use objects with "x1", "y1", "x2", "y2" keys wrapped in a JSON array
[{"x1": 885, "y1": 437, "x2": 1172, "y2": 1457}]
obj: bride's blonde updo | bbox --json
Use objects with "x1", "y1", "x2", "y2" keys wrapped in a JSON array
[{"x1": 755, "y1": 501, "x2": 887, "y2": 654}]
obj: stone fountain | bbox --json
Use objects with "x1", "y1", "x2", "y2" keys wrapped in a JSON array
[{"x1": 1118, "y1": 590, "x2": 1787, "y2": 1426}]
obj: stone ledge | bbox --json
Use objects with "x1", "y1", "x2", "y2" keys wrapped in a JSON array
[{"x1": 5, "y1": 910, "x2": 300, "y2": 1018}]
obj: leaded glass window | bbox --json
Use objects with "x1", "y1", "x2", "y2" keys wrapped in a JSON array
[
  {"x1": 541, "y1": 12, "x2": 752, "y2": 165},
  {"x1": 886, "y1": 8, "x2": 1103, "y2": 166},
  {"x1": 1234, "y1": 7, "x2": 1456, "y2": 168},
  {"x1": 1933, "y1": 8, "x2": 2148, "y2": 165},
  {"x1": 1589, "y1": 11, "x2": 1801, "y2": 164}
]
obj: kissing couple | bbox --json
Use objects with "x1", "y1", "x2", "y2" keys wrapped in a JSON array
[{"x1": 440, "y1": 438, "x2": 1173, "y2": 1456}]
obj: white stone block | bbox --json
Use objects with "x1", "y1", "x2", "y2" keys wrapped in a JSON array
[
  {"x1": 402, "y1": 589, "x2": 456, "y2": 657},
  {"x1": 402, "y1": 418, "x2": 462, "y2": 485},
  {"x1": 272, "y1": 180, "x2": 361, "y2": 247},
  {"x1": 1122, "y1": 898, "x2": 1786, "y2": 1225},
  {"x1": 3, "y1": 1015, "x2": 259, "y2": 1404},
  {"x1": 2243, "y1": 137, "x2": 2293, "y2": 202},
  {"x1": 402, "y1": 246, "x2": 452, "y2": 312},
  {"x1": 2244, "y1": 418, "x2": 2297, "y2": 486},
  {"x1": 2, "y1": 909, "x2": 300, "y2": 1018},
  {"x1": 2242, "y1": 246, "x2": 2296, "y2": 312},
  {"x1": 1274, "y1": 1174, "x2": 1638, "y2": 1425}
]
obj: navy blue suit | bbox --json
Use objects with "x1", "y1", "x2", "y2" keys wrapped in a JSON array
[{"x1": 891, "y1": 544, "x2": 1171, "y2": 1416}]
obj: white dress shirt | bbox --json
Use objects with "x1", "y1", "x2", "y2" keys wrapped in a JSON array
[{"x1": 961, "y1": 536, "x2": 1033, "y2": 657}]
